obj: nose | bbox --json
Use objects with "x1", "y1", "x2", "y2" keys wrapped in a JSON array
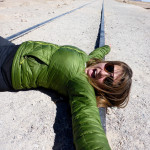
[
  {"x1": 101, "y1": 70, "x2": 110, "y2": 77},
  {"x1": 100, "y1": 70, "x2": 114, "y2": 79}
]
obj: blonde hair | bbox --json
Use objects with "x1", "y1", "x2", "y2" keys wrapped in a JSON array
[{"x1": 86, "y1": 58, "x2": 133, "y2": 108}]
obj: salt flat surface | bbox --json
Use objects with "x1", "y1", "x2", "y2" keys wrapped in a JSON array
[
  {"x1": 0, "y1": 0, "x2": 102, "y2": 149},
  {"x1": 0, "y1": 0, "x2": 149, "y2": 149},
  {"x1": 105, "y1": 0, "x2": 150, "y2": 149}
]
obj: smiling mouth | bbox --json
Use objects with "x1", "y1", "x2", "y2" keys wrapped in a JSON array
[{"x1": 91, "y1": 69, "x2": 97, "y2": 78}]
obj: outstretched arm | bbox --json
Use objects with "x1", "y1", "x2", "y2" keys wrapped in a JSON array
[
  {"x1": 89, "y1": 45, "x2": 110, "y2": 60},
  {"x1": 67, "y1": 75, "x2": 111, "y2": 150}
]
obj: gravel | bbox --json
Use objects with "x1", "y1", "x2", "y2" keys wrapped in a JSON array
[
  {"x1": 0, "y1": 0, "x2": 149, "y2": 149},
  {"x1": 105, "y1": 0, "x2": 150, "y2": 149},
  {"x1": 0, "y1": 0, "x2": 103, "y2": 149}
]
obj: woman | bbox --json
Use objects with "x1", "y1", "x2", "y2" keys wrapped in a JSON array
[
  {"x1": 86, "y1": 59, "x2": 132, "y2": 108},
  {"x1": 0, "y1": 40, "x2": 132, "y2": 150}
]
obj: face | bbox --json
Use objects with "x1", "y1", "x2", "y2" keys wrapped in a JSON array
[{"x1": 85, "y1": 63, "x2": 123, "y2": 87}]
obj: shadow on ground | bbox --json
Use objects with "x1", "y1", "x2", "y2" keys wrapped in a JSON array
[{"x1": 39, "y1": 88, "x2": 75, "y2": 150}]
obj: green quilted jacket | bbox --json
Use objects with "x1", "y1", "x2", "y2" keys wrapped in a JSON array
[{"x1": 12, "y1": 41, "x2": 111, "y2": 150}]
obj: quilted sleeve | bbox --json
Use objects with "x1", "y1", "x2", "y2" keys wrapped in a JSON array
[
  {"x1": 67, "y1": 75, "x2": 111, "y2": 150},
  {"x1": 89, "y1": 45, "x2": 110, "y2": 60}
]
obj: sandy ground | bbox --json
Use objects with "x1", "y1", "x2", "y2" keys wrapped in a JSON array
[
  {"x1": 0, "y1": 0, "x2": 150, "y2": 150},
  {"x1": 116, "y1": 0, "x2": 150, "y2": 9},
  {"x1": 105, "y1": 0, "x2": 150, "y2": 149},
  {"x1": 0, "y1": 0, "x2": 102, "y2": 150}
]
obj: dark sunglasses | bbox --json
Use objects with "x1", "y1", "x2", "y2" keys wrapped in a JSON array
[{"x1": 104, "y1": 63, "x2": 114, "y2": 86}]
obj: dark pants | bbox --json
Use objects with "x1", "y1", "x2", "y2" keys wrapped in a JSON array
[{"x1": 0, "y1": 36, "x2": 18, "y2": 91}]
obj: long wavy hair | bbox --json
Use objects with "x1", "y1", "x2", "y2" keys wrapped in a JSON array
[{"x1": 86, "y1": 58, "x2": 133, "y2": 108}]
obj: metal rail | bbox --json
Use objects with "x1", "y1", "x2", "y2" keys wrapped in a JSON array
[
  {"x1": 97, "y1": 1, "x2": 107, "y2": 133},
  {"x1": 3, "y1": 0, "x2": 106, "y2": 132},
  {"x1": 6, "y1": 0, "x2": 96, "y2": 41}
]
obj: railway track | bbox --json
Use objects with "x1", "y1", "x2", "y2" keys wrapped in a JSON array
[{"x1": 4, "y1": 0, "x2": 106, "y2": 132}]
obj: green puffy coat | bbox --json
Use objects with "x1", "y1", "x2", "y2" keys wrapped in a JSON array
[{"x1": 12, "y1": 41, "x2": 111, "y2": 150}]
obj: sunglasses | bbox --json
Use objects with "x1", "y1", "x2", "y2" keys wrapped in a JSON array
[{"x1": 104, "y1": 63, "x2": 114, "y2": 86}]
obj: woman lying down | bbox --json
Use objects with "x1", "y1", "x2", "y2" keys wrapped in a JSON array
[{"x1": 0, "y1": 40, "x2": 132, "y2": 150}]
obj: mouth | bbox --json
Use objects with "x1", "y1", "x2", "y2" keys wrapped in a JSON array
[
  {"x1": 91, "y1": 69, "x2": 97, "y2": 78},
  {"x1": 87, "y1": 68, "x2": 97, "y2": 78}
]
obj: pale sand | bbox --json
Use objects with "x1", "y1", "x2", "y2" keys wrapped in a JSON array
[
  {"x1": 0, "y1": 0, "x2": 102, "y2": 149},
  {"x1": 116, "y1": 0, "x2": 150, "y2": 9},
  {"x1": 105, "y1": 0, "x2": 150, "y2": 149},
  {"x1": 0, "y1": 0, "x2": 150, "y2": 150}
]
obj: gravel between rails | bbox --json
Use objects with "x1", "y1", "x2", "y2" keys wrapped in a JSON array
[
  {"x1": 1, "y1": 0, "x2": 149, "y2": 149},
  {"x1": 105, "y1": 0, "x2": 150, "y2": 149},
  {"x1": 0, "y1": 0, "x2": 103, "y2": 149}
]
